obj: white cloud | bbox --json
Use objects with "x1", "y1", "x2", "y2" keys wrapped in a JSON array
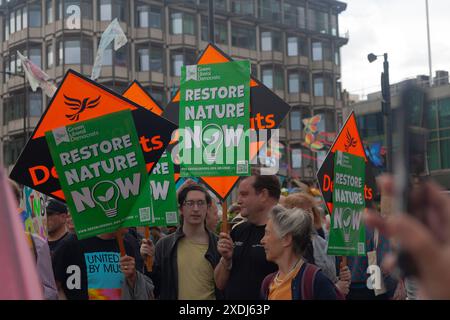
[{"x1": 340, "y1": 0, "x2": 450, "y2": 97}]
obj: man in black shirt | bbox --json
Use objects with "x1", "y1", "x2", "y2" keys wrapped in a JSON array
[
  {"x1": 46, "y1": 198, "x2": 75, "y2": 257},
  {"x1": 215, "y1": 175, "x2": 280, "y2": 299}
]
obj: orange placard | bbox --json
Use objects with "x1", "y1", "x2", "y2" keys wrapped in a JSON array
[
  {"x1": 10, "y1": 70, "x2": 177, "y2": 202},
  {"x1": 163, "y1": 43, "x2": 292, "y2": 201},
  {"x1": 330, "y1": 113, "x2": 367, "y2": 160},
  {"x1": 122, "y1": 81, "x2": 163, "y2": 116},
  {"x1": 317, "y1": 112, "x2": 377, "y2": 214}
]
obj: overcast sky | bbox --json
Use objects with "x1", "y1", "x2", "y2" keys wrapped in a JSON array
[{"x1": 340, "y1": 0, "x2": 450, "y2": 99}]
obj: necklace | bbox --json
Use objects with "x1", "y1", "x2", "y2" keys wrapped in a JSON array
[{"x1": 273, "y1": 258, "x2": 303, "y2": 285}]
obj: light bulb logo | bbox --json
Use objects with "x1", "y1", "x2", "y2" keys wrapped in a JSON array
[
  {"x1": 342, "y1": 207, "x2": 353, "y2": 243},
  {"x1": 202, "y1": 124, "x2": 223, "y2": 163},
  {"x1": 92, "y1": 180, "x2": 120, "y2": 218}
]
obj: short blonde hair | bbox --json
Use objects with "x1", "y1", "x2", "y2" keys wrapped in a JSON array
[{"x1": 284, "y1": 193, "x2": 322, "y2": 227}]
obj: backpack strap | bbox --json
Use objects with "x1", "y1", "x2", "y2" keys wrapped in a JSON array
[
  {"x1": 301, "y1": 263, "x2": 320, "y2": 300},
  {"x1": 261, "y1": 272, "x2": 276, "y2": 299}
]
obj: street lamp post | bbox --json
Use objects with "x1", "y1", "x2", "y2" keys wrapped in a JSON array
[
  {"x1": 368, "y1": 53, "x2": 393, "y2": 172},
  {"x1": 0, "y1": 71, "x2": 27, "y2": 147}
]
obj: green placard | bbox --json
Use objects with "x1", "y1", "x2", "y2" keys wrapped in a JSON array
[
  {"x1": 45, "y1": 110, "x2": 153, "y2": 239},
  {"x1": 129, "y1": 151, "x2": 179, "y2": 227},
  {"x1": 327, "y1": 151, "x2": 366, "y2": 256},
  {"x1": 179, "y1": 60, "x2": 250, "y2": 177}
]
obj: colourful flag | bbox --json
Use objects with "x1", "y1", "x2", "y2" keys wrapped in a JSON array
[
  {"x1": 0, "y1": 167, "x2": 43, "y2": 299},
  {"x1": 17, "y1": 51, "x2": 57, "y2": 98},
  {"x1": 91, "y1": 18, "x2": 128, "y2": 80}
]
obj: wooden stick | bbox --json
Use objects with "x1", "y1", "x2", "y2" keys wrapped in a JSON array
[
  {"x1": 221, "y1": 201, "x2": 228, "y2": 233},
  {"x1": 144, "y1": 226, "x2": 153, "y2": 272},
  {"x1": 115, "y1": 229, "x2": 126, "y2": 257},
  {"x1": 341, "y1": 256, "x2": 348, "y2": 267}
]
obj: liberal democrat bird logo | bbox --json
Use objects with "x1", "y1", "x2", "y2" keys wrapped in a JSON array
[
  {"x1": 344, "y1": 129, "x2": 357, "y2": 152},
  {"x1": 64, "y1": 94, "x2": 101, "y2": 121}
]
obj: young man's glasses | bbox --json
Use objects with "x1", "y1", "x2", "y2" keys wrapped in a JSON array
[{"x1": 183, "y1": 200, "x2": 207, "y2": 208}]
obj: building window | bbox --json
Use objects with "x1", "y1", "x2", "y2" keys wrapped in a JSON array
[
  {"x1": 99, "y1": 0, "x2": 126, "y2": 22},
  {"x1": 46, "y1": 0, "x2": 53, "y2": 24},
  {"x1": 231, "y1": 0, "x2": 254, "y2": 15},
  {"x1": 47, "y1": 43, "x2": 54, "y2": 68},
  {"x1": 262, "y1": 67, "x2": 283, "y2": 90},
  {"x1": 29, "y1": 92, "x2": 42, "y2": 117},
  {"x1": 308, "y1": 9, "x2": 329, "y2": 34},
  {"x1": 298, "y1": 6, "x2": 306, "y2": 29},
  {"x1": 65, "y1": 40, "x2": 81, "y2": 64},
  {"x1": 170, "y1": 11, "x2": 195, "y2": 35},
  {"x1": 291, "y1": 148, "x2": 302, "y2": 168},
  {"x1": 10, "y1": 12, "x2": 15, "y2": 34},
  {"x1": 136, "y1": 3, "x2": 162, "y2": 29},
  {"x1": 260, "y1": 0, "x2": 281, "y2": 23},
  {"x1": 23, "y1": 7, "x2": 28, "y2": 29},
  {"x1": 331, "y1": 15, "x2": 337, "y2": 36},
  {"x1": 201, "y1": 17, "x2": 228, "y2": 44},
  {"x1": 171, "y1": 54, "x2": 183, "y2": 77},
  {"x1": 136, "y1": 45, "x2": 163, "y2": 73},
  {"x1": 16, "y1": 8, "x2": 22, "y2": 31},
  {"x1": 262, "y1": 69, "x2": 273, "y2": 89},
  {"x1": 5, "y1": 19, "x2": 9, "y2": 41},
  {"x1": 315, "y1": 110, "x2": 335, "y2": 132},
  {"x1": 136, "y1": 4, "x2": 149, "y2": 27},
  {"x1": 314, "y1": 77, "x2": 324, "y2": 97},
  {"x1": 288, "y1": 72, "x2": 299, "y2": 93},
  {"x1": 29, "y1": 3, "x2": 42, "y2": 27},
  {"x1": 29, "y1": 47, "x2": 42, "y2": 67},
  {"x1": 232, "y1": 25, "x2": 256, "y2": 50},
  {"x1": 300, "y1": 70, "x2": 310, "y2": 93},
  {"x1": 283, "y1": 3, "x2": 296, "y2": 26},
  {"x1": 312, "y1": 42, "x2": 322, "y2": 61},
  {"x1": 261, "y1": 32, "x2": 272, "y2": 51},
  {"x1": 287, "y1": 37, "x2": 297, "y2": 56},
  {"x1": 170, "y1": 51, "x2": 196, "y2": 77},
  {"x1": 4, "y1": 137, "x2": 25, "y2": 167},
  {"x1": 335, "y1": 50, "x2": 340, "y2": 65},
  {"x1": 290, "y1": 110, "x2": 301, "y2": 131},
  {"x1": 100, "y1": 0, "x2": 112, "y2": 20},
  {"x1": 102, "y1": 43, "x2": 128, "y2": 67},
  {"x1": 57, "y1": 39, "x2": 93, "y2": 65}
]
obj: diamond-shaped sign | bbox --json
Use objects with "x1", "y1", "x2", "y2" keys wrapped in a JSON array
[
  {"x1": 10, "y1": 70, "x2": 177, "y2": 201},
  {"x1": 163, "y1": 43, "x2": 292, "y2": 200},
  {"x1": 317, "y1": 111, "x2": 378, "y2": 214}
]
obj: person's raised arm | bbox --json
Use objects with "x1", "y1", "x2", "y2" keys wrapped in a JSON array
[{"x1": 214, "y1": 232, "x2": 234, "y2": 290}]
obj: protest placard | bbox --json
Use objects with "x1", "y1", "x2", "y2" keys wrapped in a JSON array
[
  {"x1": 179, "y1": 61, "x2": 250, "y2": 177},
  {"x1": 317, "y1": 112, "x2": 377, "y2": 214},
  {"x1": 21, "y1": 187, "x2": 47, "y2": 239},
  {"x1": 163, "y1": 43, "x2": 291, "y2": 200},
  {"x1": 10, "y1": 70, "x2": 176, "y2": 202},
  {"x1": 327, "y1": 151, "x2": 366, "y2": 256},
  {"x1": 46, "y1": 110, "x2": 153, "y2": 239}
]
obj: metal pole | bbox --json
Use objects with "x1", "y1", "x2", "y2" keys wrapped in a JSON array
[
  {"x1": 383, "y1": 53, "x2": 392, "y2": 172},
  {"x1": 23, "y1": 75, "x2": 27, "y2": 147},
  {"x1": 425, "y1": 0, "x2": 433, "y2": 86},
  {"x1": 208, "y1": 0, "x2": 215, "y2": 43}
]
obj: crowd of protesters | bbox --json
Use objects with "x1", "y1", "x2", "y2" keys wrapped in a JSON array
[{"x1": 8, "y1": 171, "x2": 450, "y2": 300}]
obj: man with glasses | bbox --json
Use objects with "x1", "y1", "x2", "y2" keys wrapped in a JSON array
[{"x1": 143, "y1": 184, "x2": 221, "y2": 299}]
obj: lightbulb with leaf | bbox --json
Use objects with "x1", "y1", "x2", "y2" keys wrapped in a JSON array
[
  {"x1": 91, "y1": 180, "x2": 120, "y2": 218},
  {"x1": 341, "y1": 207, "x2": 353, "y2": 243},
  {"x1": 202, "y1": 124, "x2": 223, "y2": 163}
]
